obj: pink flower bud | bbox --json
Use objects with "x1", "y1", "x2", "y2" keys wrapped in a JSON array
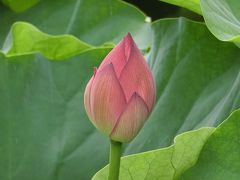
[{"x1": 84, "y1": 33, "x2": 156, "y2": 142}]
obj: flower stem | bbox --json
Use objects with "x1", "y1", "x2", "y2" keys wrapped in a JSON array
[{"x1": 108, "y1": 139, "x2": 122, "y2": 180}]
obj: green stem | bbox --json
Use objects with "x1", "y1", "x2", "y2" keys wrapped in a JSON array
[{"x1": 108, "y1": 139, "x2": 122, "y2": 180}]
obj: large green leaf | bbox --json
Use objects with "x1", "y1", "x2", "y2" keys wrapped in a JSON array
[
  {"x1": 0, "y1": 21, "x2": 111, "y2": 180},
  {"x1": 0, "y1": 0, "x2": 151, "y2": 49},
  {"x1": 125, "y1": 18, "x2": 240, "y2": 154},
  {"x1": 159, "y1": 0, "x2": 202, "y2": 15},
  {"x1": 200, "y1": 0, "x2": 240, "y2": 45},
  {"x1": 183, "y1": 110, "x2": 240, "y2": 179},
  {"x1": 159, "y1": 0, "x2": 240, "y2": 46},
  {"x1": 1, "y1": 0, "x2": 39, "y2": 12},
  {"x1": 94, "y1": 109, "x2": 240, "y2": 180},
  {"x1": 0, "y1": 50, "x2": 112, "y2": 180},
  {"x1": 2, "y1": 22, "x2": 93, "y2": 60},
  {"x1": 93, "y1": 128, "x2": 214, "y2": 179}
]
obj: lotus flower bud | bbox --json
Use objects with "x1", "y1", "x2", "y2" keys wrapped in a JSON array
[{"x1": 84, "y1": 33, "x2": 156, "y2": 142}]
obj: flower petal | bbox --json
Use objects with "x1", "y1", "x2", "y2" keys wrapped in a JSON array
[
  {"x1": 119, "y1": 42, "x2": 156, "y2": 111},
  {"x1": 97, "y1": 34, "x2": 132, "y2": 77},
  {"x1": 84, "y1": 76, "x2": 94, "y2": 121},
  {"x1": 110, "y1": 92, "x2": 149, "y2": 142},
  {"x1": 90, "y1": 63, "x2": 127, "y2": 134}
]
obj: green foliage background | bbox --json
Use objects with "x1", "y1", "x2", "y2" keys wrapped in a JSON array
[{"x1": 0, "y1": 0, "x2": 240, "y2": 179}]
